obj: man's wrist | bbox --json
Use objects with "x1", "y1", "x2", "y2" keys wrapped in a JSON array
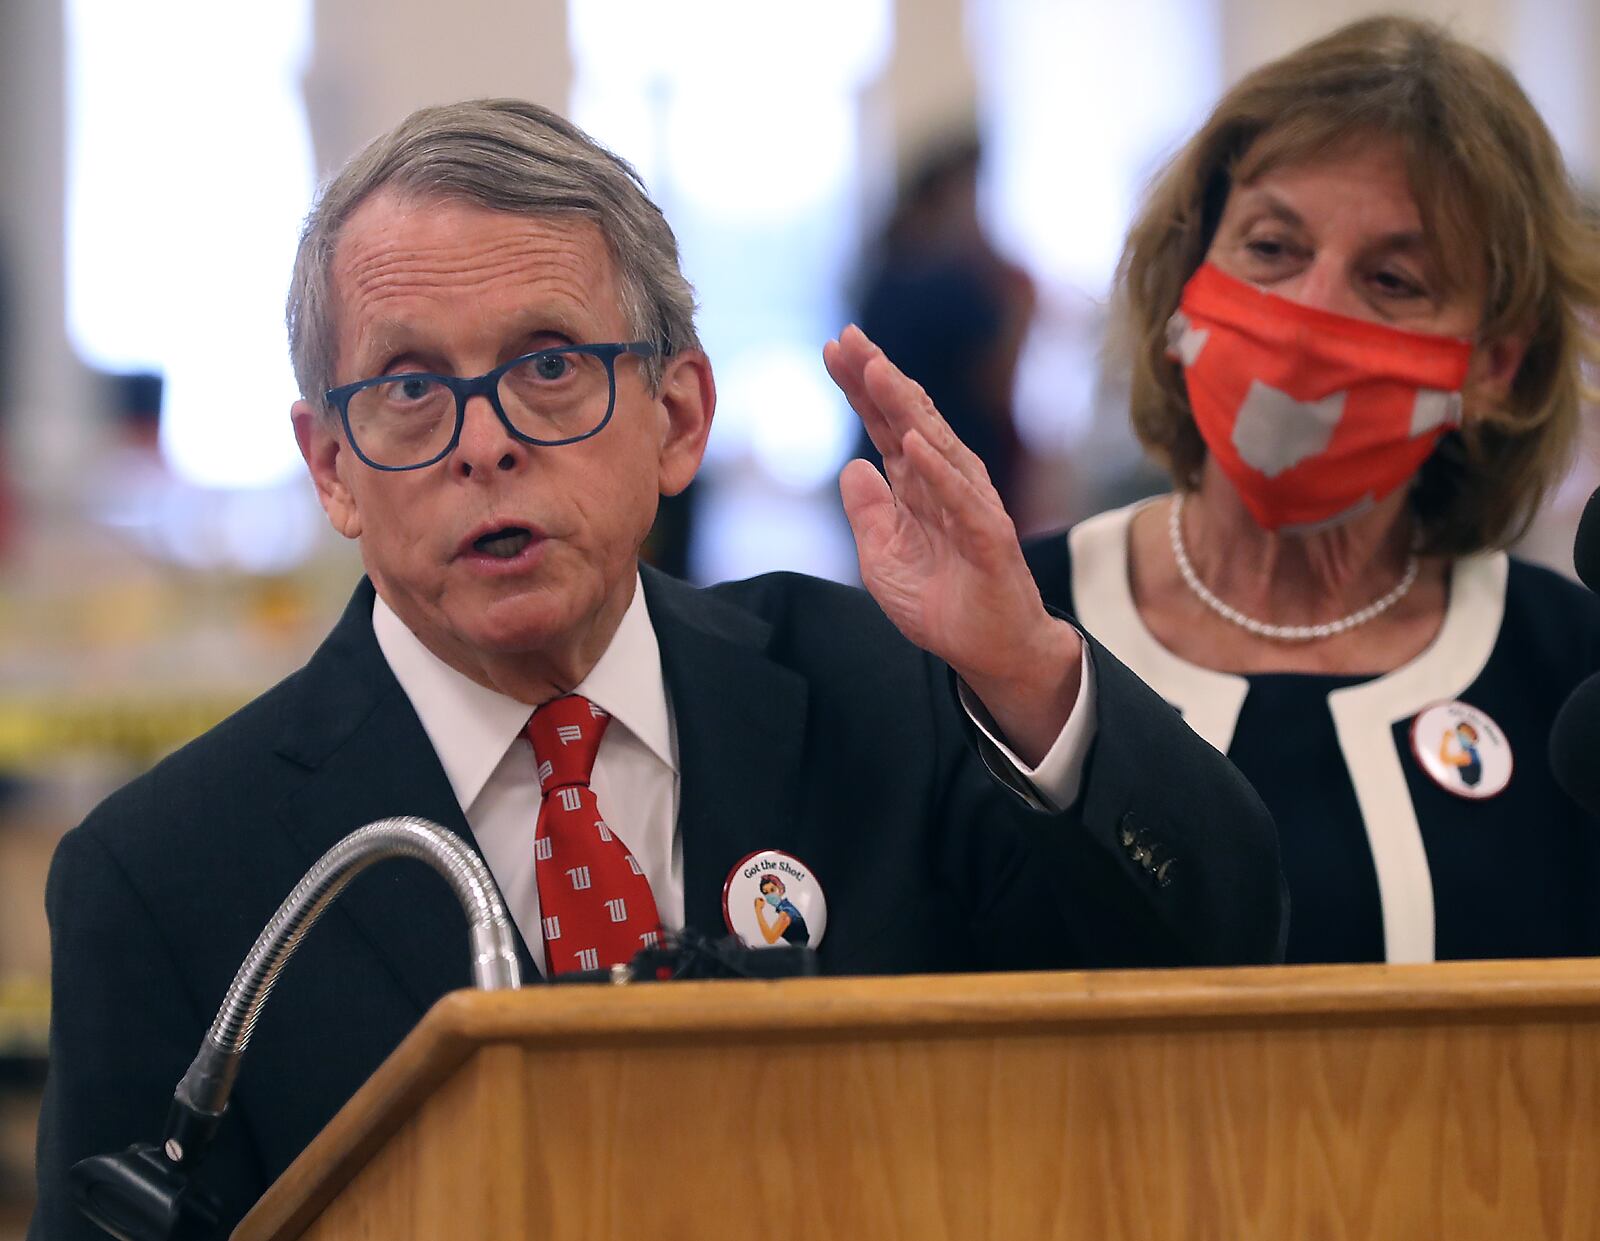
[{"x1": 959, "y1": 619, "x2": 1084, "y2": 767}]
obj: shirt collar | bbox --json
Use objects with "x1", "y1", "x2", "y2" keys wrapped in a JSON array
[{"x1": 372, "y1": 573, "x2": 675, "y2": 811}]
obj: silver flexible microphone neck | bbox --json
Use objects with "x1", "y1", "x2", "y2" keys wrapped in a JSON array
[
  {"x1": 72, "y1": 818, "x2": 521, "y2": 1239},
  {"x1": 174, "y1": 816, "x2": 520, "y2": 1146}
]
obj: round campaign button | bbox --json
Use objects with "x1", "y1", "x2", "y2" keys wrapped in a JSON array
[
  {"x1": 1409, "y1": 700, "x2": 1513, "y2": 800},
  {"x1": 722, "y1": 850, "x2": 827, "y2": 950}
]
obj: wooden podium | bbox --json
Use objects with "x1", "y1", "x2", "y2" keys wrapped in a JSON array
[{"x1": 235, "y1": 959, "x2": 1600, "y2": 1240}]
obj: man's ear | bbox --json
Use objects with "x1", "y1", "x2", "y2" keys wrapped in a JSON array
[
  {"x1": 654, "y1": 349, "x2": 715, "y2": 498},
  {"x1": 292, "y1": 400, "x2": 363, "y2": 540}
]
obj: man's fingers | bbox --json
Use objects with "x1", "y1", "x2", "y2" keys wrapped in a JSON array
[
  {"x1": 857, "y1": 345, "x2": 996, "y2": 498},
  {"x1": 829, "y1": 325, "x2": 951, "y2": 471},
  {"x1": 824, "y1": 332, "x2": 901, "y2": 463},
  {"x1": 835, "y1": 323, "x2": 880, "y2": 374},
  {"x1": 822, "y1": 336, "x2": 874, "y2": 413},
  {"x1": 834, "y1": 326, "x2": 993, "y2": 502},
  {"x1": 838, "y1": 457, "x2": 896, "y2": 552},
  {"x1": 901, "y1": 430, "x2": 1008, "y2": 558},
  {"x1": 879, "y1": 433, "x2": 931, "y2": 513}
]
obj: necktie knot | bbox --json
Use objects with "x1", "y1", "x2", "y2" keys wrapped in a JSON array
[{"x1": 526, "y1": 694, "x2": 610, "y2": 791}]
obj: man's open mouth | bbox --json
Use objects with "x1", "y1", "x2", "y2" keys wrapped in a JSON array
[{"x1": 472, "y1": 527, "x2": 534, "y2": 559}]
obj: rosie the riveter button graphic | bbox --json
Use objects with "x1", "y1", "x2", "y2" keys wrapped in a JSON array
[
  {"x1": 722, "y1": 850, "x2": 827, "y2": 950},
  {"x1": 1410, "y1": 700, "x2": 1512, "y2": 800}
]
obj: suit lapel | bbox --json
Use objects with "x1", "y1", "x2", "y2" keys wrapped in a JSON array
[
  {"x1": 641, "y1": 568, "x2": 810, "y2": 938},
  {"x1": 272, "y1": 581, "x2": 539, "y2": 1012}
]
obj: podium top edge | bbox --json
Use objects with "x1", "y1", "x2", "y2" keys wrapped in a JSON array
[{"x1": 431, "y1": 957, "x2": 1600, "y2": 1043}]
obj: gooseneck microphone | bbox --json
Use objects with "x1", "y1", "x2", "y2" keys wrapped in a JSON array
[{"x1": 69, "y1": 817, "x2": 521, "y2": 1241}]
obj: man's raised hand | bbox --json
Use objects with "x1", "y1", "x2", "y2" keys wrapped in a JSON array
[{"x1": 823, "y1": 325, "x2": 1082, "y2": 766}]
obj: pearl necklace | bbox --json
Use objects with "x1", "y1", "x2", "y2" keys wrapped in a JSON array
[{"x1": 1168, "y1": 494, "x2": 1419, "y2": 643}]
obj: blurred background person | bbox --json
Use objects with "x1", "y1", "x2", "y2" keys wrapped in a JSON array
[
  {"x1": 1025, "y1": 16, "x2": 1600, "y2": 965},
  {"x1": 851, "y1": 133, "x2": 1036, "y2": 511}
]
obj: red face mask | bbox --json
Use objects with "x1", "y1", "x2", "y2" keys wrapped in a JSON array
[{"x1": 1168, "y1": 262, "x2": 1473, "y2": 533}]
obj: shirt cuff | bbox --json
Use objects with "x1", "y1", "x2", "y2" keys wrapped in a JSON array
[{"x1": 957, "y1": 635, "x2": 1098, "y2": 813}]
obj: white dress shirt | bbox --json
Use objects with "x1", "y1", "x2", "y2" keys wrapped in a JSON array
[{"x1": 373, "y1": 573, "x2": 1095, "y2": 974}]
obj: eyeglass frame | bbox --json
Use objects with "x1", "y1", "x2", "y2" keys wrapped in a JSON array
[{"x1": 323, "y1": 340, "x2": 660, "y2": 472}]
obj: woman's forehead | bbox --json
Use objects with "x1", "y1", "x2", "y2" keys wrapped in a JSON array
[
  {"x1": 1235, "y1": 130, "x2": 1413, "y2": 206},
  {"x1": 1228, "y1": 144, "x2": 1421, "y2": 234}
]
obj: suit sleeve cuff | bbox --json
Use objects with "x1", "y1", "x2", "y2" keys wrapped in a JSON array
[{"x1": 956, "y1": 633, "x2": 1098, "y2": 813}]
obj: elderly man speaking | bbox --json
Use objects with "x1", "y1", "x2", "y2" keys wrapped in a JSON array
[{"x1": 33, "y1": 100, "x2": 1282, "y2": 1237}]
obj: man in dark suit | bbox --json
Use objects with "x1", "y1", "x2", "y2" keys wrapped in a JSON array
[{"x1": 33, "y1": 100, "x2": 1284, "y2": 1239}]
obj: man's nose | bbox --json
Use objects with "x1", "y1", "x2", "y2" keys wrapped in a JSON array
[{"x1": 452, "y1": 392, "x2": 529, "y2": 477}]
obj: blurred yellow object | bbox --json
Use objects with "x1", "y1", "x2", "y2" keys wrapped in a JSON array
[
  {"x1": 0, "y1": 977, "x2": 48, "y2": 1058},
  {"x1": 246, "y1": 576, "x2": 315, "y2": 644},
  {"x1": 76, "y1": 581, "x2": 171, "y2": 650},
  {"x1": 0, "y1": 697, "x2": 246, "y2": 768}
]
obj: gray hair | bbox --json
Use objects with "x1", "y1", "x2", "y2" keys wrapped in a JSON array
[{"x1": 286, "y1": 98, "x2": 700, "y2": 408}]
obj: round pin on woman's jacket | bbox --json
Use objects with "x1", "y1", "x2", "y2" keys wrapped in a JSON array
[
  {"x1": 722, "y1": 850, "x2": 827, "y2": 950},
  {"x1": 1410, "y1": 700, "x2": 1512, "y2": 799}
]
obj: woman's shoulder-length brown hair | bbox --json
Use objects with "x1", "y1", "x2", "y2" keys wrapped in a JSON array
[{"x1": 1116, "y1": 15, "x2": 1600, "y2": 557}]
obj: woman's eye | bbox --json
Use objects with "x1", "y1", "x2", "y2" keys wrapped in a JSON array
[
  {"x1": 1372, "y1": 269, "x2": 1425, "y2": 299},
  {"x1": 1244, "y1": 237, "x2": 1289, "y2": 260}
]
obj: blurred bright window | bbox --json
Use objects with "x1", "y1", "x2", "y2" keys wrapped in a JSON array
[
  {"x1": 570, "y1": 0, "x2": 892, "y2": 582},
  {"x1": 972, "y1": 0, "x2": 1221, "y2": 457},
  {"x1": 66, "y1": 0, "x2": 315, "y2": 491}
]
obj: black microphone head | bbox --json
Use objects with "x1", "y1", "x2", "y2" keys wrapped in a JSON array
[
  {"x1": 1573, "y1": 486, "x2": 1600, "y2": 595},
  {"x1": 70, "y1": 1144, "x2": 220, "y2": 1241},
  {"x1": 1551, "y1": 670, "x2": 1600, "y2": 817}
]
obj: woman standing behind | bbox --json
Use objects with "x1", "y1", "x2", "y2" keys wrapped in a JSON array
[{"x1": 1026, "y1": 16, "x2": 1600, "y2": 964}]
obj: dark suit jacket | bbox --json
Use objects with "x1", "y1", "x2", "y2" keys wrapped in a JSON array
[{"x1": 33, "y1": 567, "x2": 1284, "y2": 1238}]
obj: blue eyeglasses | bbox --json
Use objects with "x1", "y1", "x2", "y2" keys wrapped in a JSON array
[{"x1": 324, "y1": 341, "x2": 658, "y2": 471}]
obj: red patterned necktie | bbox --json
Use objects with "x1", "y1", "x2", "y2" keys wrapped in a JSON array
[{"x1": 526, "y1": 694, "x2": 663, "y2": 976}]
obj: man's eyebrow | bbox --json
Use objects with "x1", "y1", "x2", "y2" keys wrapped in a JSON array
[
  {"x1": 356, "y1": 318, "x2": 430, "y2": 369},
  {"x1": 515, "y1": 312, "x2": 584, "y2": 344},
  {"x1": 353, "y1": 311, "x2": 589, "y2": 375}
]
